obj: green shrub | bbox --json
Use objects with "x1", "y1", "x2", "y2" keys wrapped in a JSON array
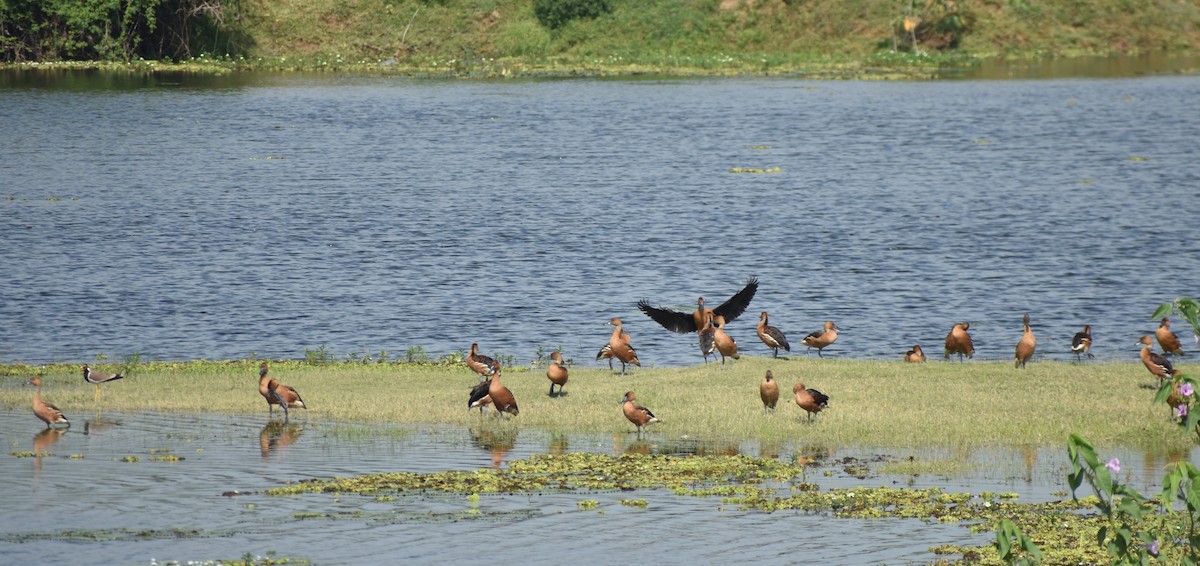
[{"x1": 533, "y1": 0, "x2": 612, "y2": 30}]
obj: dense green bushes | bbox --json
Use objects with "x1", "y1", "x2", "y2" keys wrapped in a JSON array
[
  {"x1": 0, "y1": 0, "x2": 245, "y2": 62},
  {"x1": 533, "y1": 0, "x2": 611, "y2": 30}
]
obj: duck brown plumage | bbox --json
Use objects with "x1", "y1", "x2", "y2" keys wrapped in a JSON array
[
  {"x1": 1014, "y1": 313, "x2": 1036, "y2": 369},
  {"x1": 258, "y1": 362, "x2": 307, "y2": 420},
  {"x1": 944, "y1": 322, "x2": 974, "y2": 362},
  {"x1": 30, "y1": 375, "x2": 69, "y2": 429},
  {"x1": 760, "y1": 370, "x2": 779, "y2": 413},
  {"x1": 1071, "y1": 325, "x2": 1094, "y2": 361},
  {"x1": 801, "y1": 321, "x2": 840, "y2": 357},
  {"x1": 621, "y1": 390, "x2": 660, "y2": 435},
  {"x1": 793, "y1": 382, "x2": 830, "y2": 421},
  {"x1": 756, "y1": 311, "x2": 790, "y2": 358}
]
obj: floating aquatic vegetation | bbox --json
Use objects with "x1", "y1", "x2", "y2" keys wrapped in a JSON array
[
  {"x1": 729, "y1": 167, "x2": 781, "y2": 173},
  {"x1": 620, "y1": 499, "x2": 648, "y2": 507},
  {"x1": 10, "y1": 451, "x2": 51, "y2": 458},
  {"x1": 3, "y1": 527, "x2": 233, "y2": 543},
  {"x1": 577, "y1": 499, "x2": 599, "y2": 510},
  {"x1": 267, "y1": 453, "x2": 809, "y2": 497}
]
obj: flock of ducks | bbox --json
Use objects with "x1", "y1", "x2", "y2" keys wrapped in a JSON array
[{"x1": 27, "y1": 277, "x2": 1191, "y2": 434}]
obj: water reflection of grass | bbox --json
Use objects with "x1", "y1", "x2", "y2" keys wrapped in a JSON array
[{"x1": 0, "y1": 358, "x2": 1184, "y2": 451}]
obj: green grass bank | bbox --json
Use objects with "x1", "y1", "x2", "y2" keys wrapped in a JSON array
[
  {"x1": 1, "y1": 357, "x2": 1188, "y2": 452},
  {"x1": 5, "y1": 0, "x2": 1200, "y2": 77}
]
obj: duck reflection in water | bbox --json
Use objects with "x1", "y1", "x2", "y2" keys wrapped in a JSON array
[
  {"x1": 33, "y1": 427, "x2": 66, "y2": 477},
  {"x1": 469, "y1": 426, "x2": 516, "y2": 468},
  {"x1": 548, "y1": 432, "x2": 569, "y2": 456},
  {"x1": 84, "y1": 416, "x2": 121, "y2": 436},
  {"x1": 260, "y1": 420, "x2": 305, "y2": 458}
]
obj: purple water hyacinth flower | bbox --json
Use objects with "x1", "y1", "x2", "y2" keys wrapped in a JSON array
[
  {"x1": 1146, "y1": 539, "x2": 1160, "y2": 557},
  {"x1": 1177, "y1": 404, "x2": 1189, "y2": 420},
  {"x1": 1105, "y1": 458, "x2": 1120, "y2": 474},
  {"x1": 1181, "y1": 382, "x2": 1194, "y2": 397}
]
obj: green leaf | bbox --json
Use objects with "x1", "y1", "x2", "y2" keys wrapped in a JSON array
[{"x1": 1152, "y1": 303, "x2": 1174, "y2": 319}]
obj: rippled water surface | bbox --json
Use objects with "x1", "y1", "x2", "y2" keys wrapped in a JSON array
[
  {"x1": 2, "y1": 409, "x2": 1190, "y2": 565},
  {"x1": 1, "y1": 71, "x2": 1199, "y2": 368}
]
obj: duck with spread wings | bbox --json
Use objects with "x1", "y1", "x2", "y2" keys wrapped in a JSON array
[{"x1": 636, "y1": 277, "x2": 759, "y2": 334}]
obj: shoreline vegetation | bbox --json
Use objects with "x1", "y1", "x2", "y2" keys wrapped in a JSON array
[
  {"x1": 0, "y1": 357, "x2": 1189, "y2": 452},
  {"x1": 3, "y1": 1, "x2": 1200, "y2": 79}
]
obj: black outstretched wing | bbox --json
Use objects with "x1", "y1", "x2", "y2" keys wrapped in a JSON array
[
  {"x1": 638, "y1": 277, "x2": 759, "y2": 333},
  {"x1": 711, "y1": 277, "x2": 759, "y2": 324},
  {"x1": 637, "y1": 300, "x2": 698, "y2": 334}
]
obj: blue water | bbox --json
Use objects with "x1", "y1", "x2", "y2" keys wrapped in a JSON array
[{"x1": 2, "y1": 72, "x2": 1198, "y2": 367}]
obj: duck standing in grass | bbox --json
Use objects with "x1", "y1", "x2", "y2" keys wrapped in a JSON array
[
  {"x1": 605, "y1": 317, "x2": 641, "y2": 375},
  {"x1": 944, "y1": 322, "x2": 974, "y2": 362},
  {"x1": 30, "y1": 375, "x2": 69, "y2": 429},
  {"x1": 904, "y1": 344, "x2": 926, "y2": 363},
  {"x1": 1071, "y1": 325, "x2": 1094, "y2": 362},
  {"x1": 258, "y1": 362, "x2": 307, "y2": 420},
  {"x1": 756, "y1": 311, "x2": 790, "y2": 358},
  {"x1": 546, "y1": 351, "x2": 569, "y2": 396},
  {"x1": 1157, "y1": 317, "x2": 1186, "y2": 357},
  {"x1": 713, "y1": 315, "x2": 740, "y2": 367},
  {"x1": 467, "y1": 343, "x2": 501, "y2": 381},
  {"x1": 801, "y1": 321, "x2": 840, "y2": 357},
  {"x1": 1014, "y1": 313, "x2": 1037, "y2": 369},
  {"x1": 760, "y1": 370, "x2": 779, "y2": 413},
  {"x1": 621, "y1": 390, "x2": 660, "y2": 435},
  {"x1": 485, "y1": 369, "x2": 519, "y2": 418},
  {"x1": 82, "y1": 364, "x2": 124, "y2": 402},
  {"x1": 793, "y1": 382, "x2": 829, "y2": 421},
  {"x1": 1138, "y1": 336, "x2": 1175, "y2": 384}
]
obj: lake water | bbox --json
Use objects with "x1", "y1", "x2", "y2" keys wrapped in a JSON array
[
  {"x1": 0, "y1": 408, "x2": 1188, "y2": 565},
  {"x1": 1, "y1": 70, "x2": 1198, "y2": 369}
]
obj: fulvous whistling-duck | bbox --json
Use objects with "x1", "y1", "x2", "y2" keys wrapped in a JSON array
[
  {"x1": 546, "y1": 351, "x2": 568, "y2": 396},
  {"x1": 468, "y1": 379, "x2": 492, "y2": 414},
  {"x1": 904, "y1": 344, "x2": 926, "y2": 363},
  {"x1": 698, "y1": 313, "x2": 717, "y2": 364},
  {"x1": 467, "y1": 343, "x2": 501, "y2": 381},
  {"x1": 713, "y1": 315, "x2": 740, "y2": 367},
  {"x1": 1139, "y1": 336, "x2": 1175, "y2": 383},
  {"x1": 82, "y1": 364, "x2": 124, "y2": 401},
  {"x1": 258, "y1": 362, "x2": 307, "y2": 420},
  {"x1": 944, "y1": 322, "x2": 974, "y2": 362},
  {"x1": 1071, "y1": 325, "x2": 1094, "y2": 362},
  {"x1": 1157, "y1": 317, "x2": 1186, "y2": 357},
  {"x1": 1014, "y1": 313, "x2": 1037, "y2": 369},
  {"x1": 793, "y1": 382, "x2": 830, "y2": 421},
  {"x1": 30, "y1": 375, "x2": 69, "y2": 429},
  {"x1": 621, "y1": 390, "x2": 660, "y2": 435},
  {"x1": 486, "y1": 369, "x2": 519, "y2": 417},
  {"x1": 757, "y1": 311, "x2": 790, "y2": 358},
  {"x1": 605, "y1": 317, "x2": 641, "y2": 375},
  {"x1": 801, "y1": 321, "x2": 840, "y2": 357},
  {"x1": 760, "y1": 370, "x2": 779, "y2": 413},
  {"x1": 637, "y1": 277, "x2": 759, "y2": 335}
]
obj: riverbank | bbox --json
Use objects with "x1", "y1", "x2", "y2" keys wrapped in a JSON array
[
  {"x1": 4, "y1": 0, "x2": 1200, "y2": 79},
  {"x1": 1, "y1": 357, "x2": 1186, "y2": 451}
]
